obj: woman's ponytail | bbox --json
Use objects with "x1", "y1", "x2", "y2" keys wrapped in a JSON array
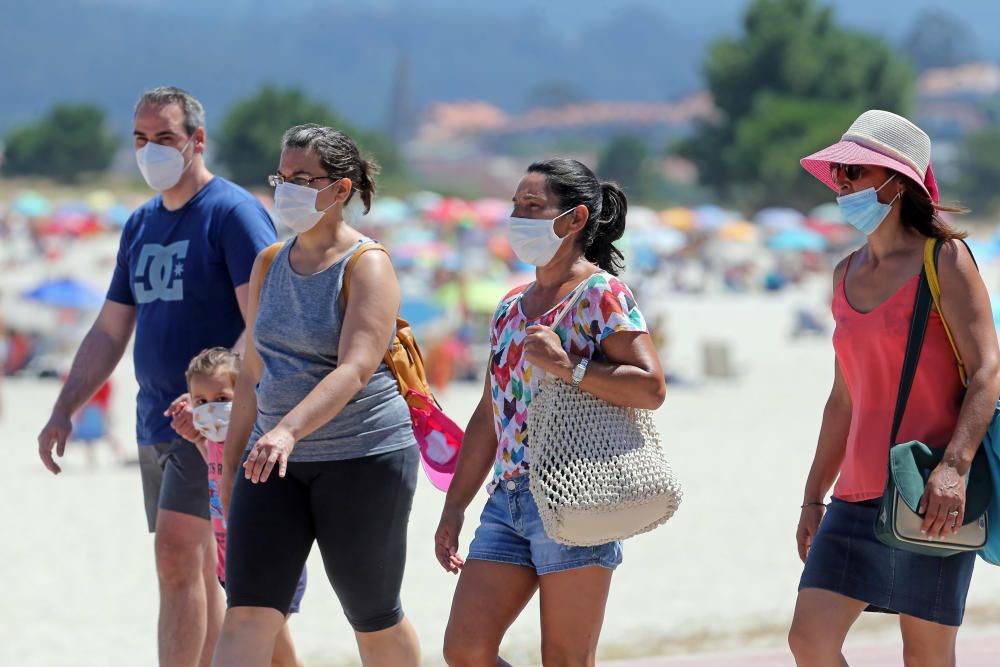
[
  {"x1": 584, "y1": 182, "x2": 627, "y2": 275},
  {"x1": 357, "y1": 158, "x2": 380, "y2": 213}
]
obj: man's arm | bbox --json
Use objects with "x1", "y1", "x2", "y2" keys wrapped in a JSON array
[
  {"x1": 231, "y1": 282, "x2": 250, "y2": 355},
  {"x1": 38, "y1": 300, "x2": 135, "y2": 474}
]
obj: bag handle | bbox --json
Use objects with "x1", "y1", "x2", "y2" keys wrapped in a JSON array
[
  {"x1": 923, "y1": 238, "x2": 973, "y2": 387},
  {"x1": 889, "y1": 266, "x2": 933, "y2": 449},
  {"x1": 340, "y1": 241, "x2": 390, "y2": 308},
  {"x1": 531, "y1": 272, "x2": 606, "y2": 337},
  {"x1": 251, "y1": 242, "x2": 285, "y2": 311}
]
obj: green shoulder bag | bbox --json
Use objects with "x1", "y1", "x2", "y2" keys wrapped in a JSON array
[{"x1": 874, "y1": 243, "x2": 992, "y2": 556}]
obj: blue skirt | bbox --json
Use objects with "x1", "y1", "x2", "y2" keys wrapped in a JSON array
[{"x1": 799, "y1": 498, "x2": 975, "y2": 626}]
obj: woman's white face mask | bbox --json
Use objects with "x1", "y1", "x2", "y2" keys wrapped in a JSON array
[
  {"x1": 505, "y1": 208, "x2": 575, "y2": 266},
  {"x1": 273, "y1": 179, "x2": 343, "y2": 234}
]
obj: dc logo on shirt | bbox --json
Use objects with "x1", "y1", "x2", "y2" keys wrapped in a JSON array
[{"x1": 135, "y1": 241, "x2": 189, "y2": 303}]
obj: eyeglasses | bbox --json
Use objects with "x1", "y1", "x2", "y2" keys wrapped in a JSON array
[
  {"x1": 830, "y1": 163, "x2": 865, "y2": 184},
  {"x1": 267, "y1": 173, "x2": 336, "y2": 188}
]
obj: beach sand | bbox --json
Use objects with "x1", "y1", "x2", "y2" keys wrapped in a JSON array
[{"x1": 4, "y1": 281, "x2": 1000, "y2": 666}]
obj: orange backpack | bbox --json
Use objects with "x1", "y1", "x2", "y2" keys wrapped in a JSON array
[{"x1": 253, "y1": 241, "x2": 437, "y2": 407}]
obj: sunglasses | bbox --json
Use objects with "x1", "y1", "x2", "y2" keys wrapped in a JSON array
[{"x1": 830, "y1": 163, "x2": 865, "y2": 183}]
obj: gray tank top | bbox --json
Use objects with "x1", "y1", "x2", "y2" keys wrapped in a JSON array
[{"x1": 251, "y1": 237, "x2": 415, "y2": 462}]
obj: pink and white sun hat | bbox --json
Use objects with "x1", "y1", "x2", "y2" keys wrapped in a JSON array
[{"x1": 800, "y1": 109, "x2": 939, "y2": 203}]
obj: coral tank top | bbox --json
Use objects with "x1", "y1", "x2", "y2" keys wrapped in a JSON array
[{"x1": 831, "y1": 256, "x2": 964, "y2": 501}]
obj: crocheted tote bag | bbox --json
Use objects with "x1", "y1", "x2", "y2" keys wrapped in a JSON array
[{"x1": 527, "y1": 279, "x2": 682, "y2": 546}]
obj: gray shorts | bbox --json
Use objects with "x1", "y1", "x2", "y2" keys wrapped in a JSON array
[{"x1": 138, "y1": 439, "x2": 210, "y2": 533}]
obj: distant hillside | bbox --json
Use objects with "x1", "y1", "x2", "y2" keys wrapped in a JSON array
[
  {"x1": 3, "y1": 0, "x2": 998, "y2": 136},
  {"x1": 1, "y1": 1, "x2": 705, "y2": 135}
]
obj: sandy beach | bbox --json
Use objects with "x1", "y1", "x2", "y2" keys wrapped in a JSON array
[{"x1": 4, "y1": 276, "x2": 1000, "y2": 666}]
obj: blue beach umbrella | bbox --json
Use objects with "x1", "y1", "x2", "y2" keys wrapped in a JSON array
[
  {"x1": 753, "y1": 206, "x2": 804, "y2": 231},
  {"x1": 369, "y1": 197, "x2": 410, "y2": 225},
  {"x1": 23, "y1": 278, "x2": 105, "y2": 309},
  {"x1": 14, "y1": 191, "x2": 53, "y2": 218},
  {"x1": 401, "y1": 297, "x2": 446, "y2": 329},
  {"x1": 808, "y1": 202, "x2": 846, "y2": 224},
  {"x1": 991, "y1": 295, "x2": 1000, "y2": 329},
  {"x1": 768, "y1": 228, "x2": 828, "y2": 252},
  {"x1": 105, "y1": 204, "x2": 133, "y2": 227}
]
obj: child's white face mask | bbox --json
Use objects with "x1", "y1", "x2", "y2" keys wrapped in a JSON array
[{"x1": 192, "y1": 401, "x2": 232, "y2": 442}]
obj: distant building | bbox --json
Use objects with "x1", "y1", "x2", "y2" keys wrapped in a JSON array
[
  {"x1": 914, "y1": 62, "x2": 1000, "y2": 180},
  {"x1": 406, "y1": 93, "x2": 714, "y2": 195}
]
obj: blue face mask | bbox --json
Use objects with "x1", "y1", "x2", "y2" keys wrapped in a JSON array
[{"x1": 835, "y1": 174, "x2": 900, "y2": 235}]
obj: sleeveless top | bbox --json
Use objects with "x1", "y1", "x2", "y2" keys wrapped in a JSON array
[
  {"x1": 251, "y1": 237, "x2": 414, "y2": 462},
  {"x1": 831, "y1": 254, "x2": 963, "y2": 501}
]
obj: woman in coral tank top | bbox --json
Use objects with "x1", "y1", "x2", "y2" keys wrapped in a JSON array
[{"x1": 789, "y1": 110, "x2": 1000, "y2": 665}]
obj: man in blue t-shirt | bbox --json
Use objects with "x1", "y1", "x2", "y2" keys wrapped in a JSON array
[{"x1": 37, "y1": 87, "x2": 276, "y2": 666}]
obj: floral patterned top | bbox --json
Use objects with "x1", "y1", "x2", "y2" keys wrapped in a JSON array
[{"x1": 488, "y1": 272, "x2": 647, "y2": 491}]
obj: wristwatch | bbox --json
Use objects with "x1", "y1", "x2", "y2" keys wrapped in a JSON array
[{"x1": 571, "y1": 358, "x2": 590, "y2": 387}]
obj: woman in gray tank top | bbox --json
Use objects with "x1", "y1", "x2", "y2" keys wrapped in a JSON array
[{"x1": 214, "y1": 125, "x2": 421, "y2": 666}]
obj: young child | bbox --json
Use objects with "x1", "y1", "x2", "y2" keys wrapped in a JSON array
[{"x1": 186, "y1": 347, "x2": 307, "y2": 667}]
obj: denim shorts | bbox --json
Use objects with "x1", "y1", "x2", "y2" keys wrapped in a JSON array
[
  {"x1": 467, "y1": 475, "x2": 623, "y2": 575},
  {"x1": 799, "y1": 498, "x2": 975, "y2": 627}
]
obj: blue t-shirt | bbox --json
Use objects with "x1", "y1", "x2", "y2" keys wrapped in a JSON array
[{"x1": 107, "y1": 177, "x2": 276, "y2": 445}]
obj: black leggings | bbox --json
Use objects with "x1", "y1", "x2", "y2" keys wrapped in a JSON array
[{"x1": 225, "y1": 446, "x2": 418, "y2": 632}]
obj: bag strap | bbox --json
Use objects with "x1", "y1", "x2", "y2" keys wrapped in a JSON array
[
  {"x1": 536, "y1": 273, "x2": 605, "y2": 336},
  {"x1": 890, "y1": 267, "x2": 933, "y2": 448},
  {"x1": 340, "y1": 241, "x2": 390, "y2": 309},
  {"x1": 252, "y1": 242, "x2": 284, "y2": 310},
  {"x1": 923, "y1": 238, "x2": 973, "y2": 387}
]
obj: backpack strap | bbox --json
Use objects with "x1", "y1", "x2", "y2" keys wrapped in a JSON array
[
  {"x1": 923, "y1": 238, "x2": 970, "y2": 387},
  {"x1": 252, "y1": 242, "x2": 284, "y2": 310},
  {"x1": 340, "y1": 241, "x2": 390, "y2": 308}
]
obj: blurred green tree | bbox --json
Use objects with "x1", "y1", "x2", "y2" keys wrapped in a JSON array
[
  {"x1": 953, "y1": 125, "x2": 1000, "y2": 216},
  {"x1": 598, "y1": 135, "x2": 650, "y2": 201},
  {"x1": 2, "y1": 104, "x2": 117, "y2": 183},
  {"x1": 217, "y1": 85, "x2": 404, "y2": 188},
  {"x1": 681, "y1": 0, "x2": 914, "y2": 210}
]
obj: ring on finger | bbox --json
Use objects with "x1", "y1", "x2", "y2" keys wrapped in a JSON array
[{"x1": 948, "y1": 509, "x2": 960, "y2": 518}]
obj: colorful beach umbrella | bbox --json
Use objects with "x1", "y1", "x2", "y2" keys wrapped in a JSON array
[
  {"x1": 628, "y1": 206, "x2": 660, "y2": 230},
  {"x1": 14, "y1": 191, "x2": 52, "y2": 218},
  {"x1": 809, "y1": 202, "x2": 845, "y2": 224},
  {"x1": 717, "y1": 220, "x2": 759, "y2": 243},
  {"x1": 753, "y1": 207, "x2": 804, "y2": 231},
  {"x1": 659, "y1": 207, "x2": 695, "y2": 230},
  {"x1": 84, "y1": 189, "x2": 117, "y2": 213},
  {"x1": 626, "y1": 228, "x2": 687, "y2": 254},
  {"x1": 369, "y1": 197, "x2": 410, "y2": 225},
  {"x1": 470, "y1": 198, "x2": 511, "y2": 228},
  {"x1": 692, "y1": 204, "x2": 733, "y2": 231}
]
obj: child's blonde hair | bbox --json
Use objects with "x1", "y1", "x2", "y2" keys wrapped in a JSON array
[{"x1": 185, "y1": 347, "x2": 240, "y2": 389}]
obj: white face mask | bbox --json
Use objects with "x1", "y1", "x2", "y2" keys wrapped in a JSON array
[
  {"x1": 273, "y1": 179, "x2": 342, "y2": 233},
  {"x1": 135, "y1": 137, "x2": 193, "y2": 191},
  {"x1": 506, "y1": 208, "x2": 575, "y2": 266},
  {"x1": 192, "y1": 401, "x2": 232, "y2": 443}
]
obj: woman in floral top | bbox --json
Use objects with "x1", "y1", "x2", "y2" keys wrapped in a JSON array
[{"x1": 435, "y1": 158, "x2": 666, "y2": 666}]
